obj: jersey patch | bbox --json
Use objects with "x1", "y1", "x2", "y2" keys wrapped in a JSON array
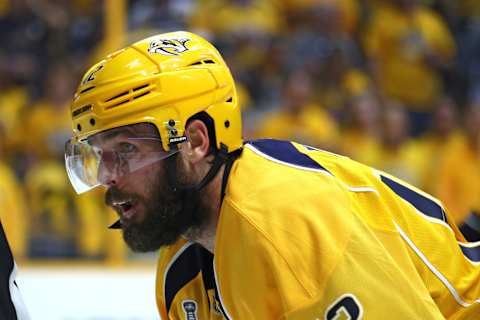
[
  {"x1": 325, "y1": 294, "x2": 363, "y2": 320},
  {"x1": 182, "y1": 300, "x2": 198, "y2": 320}
]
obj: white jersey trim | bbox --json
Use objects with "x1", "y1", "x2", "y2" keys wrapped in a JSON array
[
  {"x1": 245, "y1": 144, "x2": 334, "y2": 176},
  {"x1": 394, "y1": 221, "x2": 480, "y2": 307},
  {"x1": 212, "y1": 258, "x2": 233, "y2": 320}
]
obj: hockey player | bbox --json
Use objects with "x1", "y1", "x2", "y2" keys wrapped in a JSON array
[{"x1": 65, "y1": 31, "x2": 480, "y2": 319}]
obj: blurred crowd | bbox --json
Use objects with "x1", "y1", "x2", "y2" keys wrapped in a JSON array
[{"x1": 1, "y1": 0, "x2": 480, "y2": 263}]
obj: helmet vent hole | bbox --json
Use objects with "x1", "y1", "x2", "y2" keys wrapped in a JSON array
[
  {"x1": 80, "y1": 86, "x2": 95, "y2": 94},
  {"x1": 203, "y1": 59, "x2": 215, "y2": 64},
  {"x1": 224, "y1": 120, "x2": 230, "y2": 128},
  {"x1": 103, "y1": 84, "x2": 153, "y2": 109},
  {"x1": 77, "y1": 124, "x2": 82, "y2": 131},
  {"x1": 133, "y1": 84, "x2": 149, "y2": 91},
  {"x1": 90, "y1": 118, "x2": 96, "y2": 126},
  {"x1": 105, "y1": 90, "x2": 129, "y2": 102},
  {"x1": 189, "y1": 61, "x2": 203, "y2": 66},
  {"x1": 72, "y1": 104, "x2": 93, "y2": 117},
  {"x1": 133, "y1": 91, "x2": 150, "y2": 100},
  {"x1": 226, "y1": 97, "x2": 233, "y2": 103}
]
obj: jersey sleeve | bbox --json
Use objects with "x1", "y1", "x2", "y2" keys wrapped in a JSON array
[{"x1": 376, "y1": 171, "x2": 480, "y2": 318}]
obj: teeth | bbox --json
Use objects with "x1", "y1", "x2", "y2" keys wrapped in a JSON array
[{"x1": 112, "y1": 200, "x2": 129, "y2": 206}]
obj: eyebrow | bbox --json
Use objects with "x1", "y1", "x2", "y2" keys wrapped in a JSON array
[
  {"x1": 88, "y1": 126, "x2": 161, "y2": 145},
  {"x1": 88, "y1": 128, "x2": 133, "y2": 145}
]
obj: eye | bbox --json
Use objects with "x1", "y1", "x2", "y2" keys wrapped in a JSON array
[{"x1": 116, "y1": 142, "x2": 138, "y2": 155}]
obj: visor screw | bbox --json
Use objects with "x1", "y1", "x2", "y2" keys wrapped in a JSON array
[
  {"x1": 224, "y1": 120, "x2": 230, "y2": 128},
  {"x1": 90, "y1": 118, "x2": 96, "y2": 126},
  {"x1": 77, "y1": 124, "x2": 82, "y2": 131},
  {"x1": 168, "y1": 119, "x2": 176, "y2": 127}
]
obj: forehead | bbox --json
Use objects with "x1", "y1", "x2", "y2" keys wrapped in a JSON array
[{"x1": 87, "y1": 123, "x2": 160, "y2": 145}]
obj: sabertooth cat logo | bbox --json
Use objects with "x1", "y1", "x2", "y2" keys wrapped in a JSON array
[
  {"x1": 182, "y1": 300, "x2": 198, "y2": 320},
  {"x1": 148, "y1": 38, "x2": 190, "y2": 56}
]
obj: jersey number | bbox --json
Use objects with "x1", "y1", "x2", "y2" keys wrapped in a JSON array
[{"x1": 325, "y1": 294, "x2": 363, "y2": 320}]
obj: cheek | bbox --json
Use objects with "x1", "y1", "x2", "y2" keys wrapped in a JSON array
[{"x1": 124, "y1": 163, "x2": 163, "y2": 196}]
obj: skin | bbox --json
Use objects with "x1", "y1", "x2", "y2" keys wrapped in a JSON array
[{"x1": 94, "y1": 120, "x2": 223, "y2": 253}]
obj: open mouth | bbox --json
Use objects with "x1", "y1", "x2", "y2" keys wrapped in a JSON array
[{"x1": 112, "y1": 199, "x2": 137, "y2": 221}]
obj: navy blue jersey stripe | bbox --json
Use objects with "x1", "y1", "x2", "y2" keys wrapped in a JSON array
[
  {"x1": 460, "y1": 245, "x2": 480, "y2": 262},
  {"x1": 165, "y1": 244, "x2": 231, "y2": 317},
  {"x1": 249, "y1": 139, "x2": 331, "y2": 173},
  {"x1": 381, "y1": 175, "x2": 447, "y2": 223},
  {"x1": 165, "y1": 244, "x2": 203, "y2": 312}
]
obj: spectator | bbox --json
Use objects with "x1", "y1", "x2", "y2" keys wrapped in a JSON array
[
  {"x1": 254, "y1": 70, "x2": 339, "y2": 150},
  {"x1": 363, "y1": 0, "x2": 456, "y2": 135}
]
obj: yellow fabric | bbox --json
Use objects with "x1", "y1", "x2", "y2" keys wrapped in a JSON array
[
  {"x1": 156, "y1": 239, "x2": 225, "y2": 320},
  {"x1": 369, "y1": 140, "x2": 427, "y2": 188},
  {"x1": 437, "y1": 134, "x2": 480, "y2": 224},
  {"x1": 75, "y1": 188, "x2": 117, "y2": 258},
  {"x1": 0, "y1": 162, "x2": 28, "y2": 259},
  {"x1": 363, "y1": 5, "x2": 455, "y2": 109},
  {"x1": 156, "y1": 140, "x2": 480, "y2": 319},
  {"x1": 414, "y1": 131, "x2": 459, "y2": 195},
  {"x1": 255, "y1": 105, "x2": 339, "y2": 149},
  {"x1": 342, "y1": 68, "x2": 371, "y2": 96},
  {"x1": 24, "y1": 160, "x2": 113, "y2": 257},
  {"x1": 314, "y1": 69, "x2": 371, "y2": 111},
  {"x1": 0, "y1": 86, "x2": 28, "y2": 154},
  {"x1": 25, "y1": 161, "x2": 75, "y2": 238},
  {"x1": 190, "y1": 0, "x2": 284, "y2": 35},
  {"x1": 22, "y1": 101, "x2": 71, "y2": 160},
  {"x1": 339, "y1": 128, "x2": 380, "y2": 166}
]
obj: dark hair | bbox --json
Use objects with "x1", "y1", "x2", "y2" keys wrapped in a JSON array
[{"x1": 186, "y1": 111, "x2": 218, "y2": 155}]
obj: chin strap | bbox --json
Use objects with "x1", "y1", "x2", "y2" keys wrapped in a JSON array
[
  {"x1": 165, "y1": 143, "x2": 230, "y2": 194},
  {"x1": 192, "y1": 143, "x2": 229, "y2": 191}
]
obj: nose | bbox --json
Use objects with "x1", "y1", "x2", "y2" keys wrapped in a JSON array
[{"x1": 97, "y1": 152, "x2": 118, "y2": 187}]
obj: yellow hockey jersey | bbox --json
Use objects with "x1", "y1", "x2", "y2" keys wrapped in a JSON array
[{"x1": 156, "y1": 139, "x2": 480, "y2": 319}]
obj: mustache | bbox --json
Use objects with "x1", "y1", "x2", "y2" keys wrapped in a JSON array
[{"x1": 105, "y1": 186, "x2": 135, "y2": 207}]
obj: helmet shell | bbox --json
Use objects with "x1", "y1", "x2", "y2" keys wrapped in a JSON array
[{"x1": 70, "y1": 31, "x2": 242, "y2": 152}]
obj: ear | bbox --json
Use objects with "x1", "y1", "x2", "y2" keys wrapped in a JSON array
[{"x1": 182, "y1": 119, "x2": 211, "y2": 164}]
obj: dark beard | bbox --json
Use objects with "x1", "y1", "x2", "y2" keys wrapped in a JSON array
[{"x1": 106, "y1": 157, "x2": 209, "y2": 252}]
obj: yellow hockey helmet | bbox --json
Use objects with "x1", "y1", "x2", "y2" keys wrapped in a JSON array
[{"x1": 69, "y1": 31, "x2": 242, "y2": 153}]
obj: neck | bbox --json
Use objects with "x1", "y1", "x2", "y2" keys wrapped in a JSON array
[{"x1": 183, "y1": 164, "x2": 225, "y2": 253}]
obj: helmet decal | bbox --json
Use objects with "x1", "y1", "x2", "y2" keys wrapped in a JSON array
[
  {"x1": 81, "y1": 64, "x2": 104, "y2": 86},
  {"x1": 147, "y1": 38, "x2": 190, "y2": 56}
]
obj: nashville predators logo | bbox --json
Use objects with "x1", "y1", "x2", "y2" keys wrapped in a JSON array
[{"x1": 148, "y1": 38, "x2": 190, "y2": 56}]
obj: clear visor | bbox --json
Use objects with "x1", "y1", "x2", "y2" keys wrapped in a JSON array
[{"x1": 65, "y1": 124, "x2": 179, "y2": 194}]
